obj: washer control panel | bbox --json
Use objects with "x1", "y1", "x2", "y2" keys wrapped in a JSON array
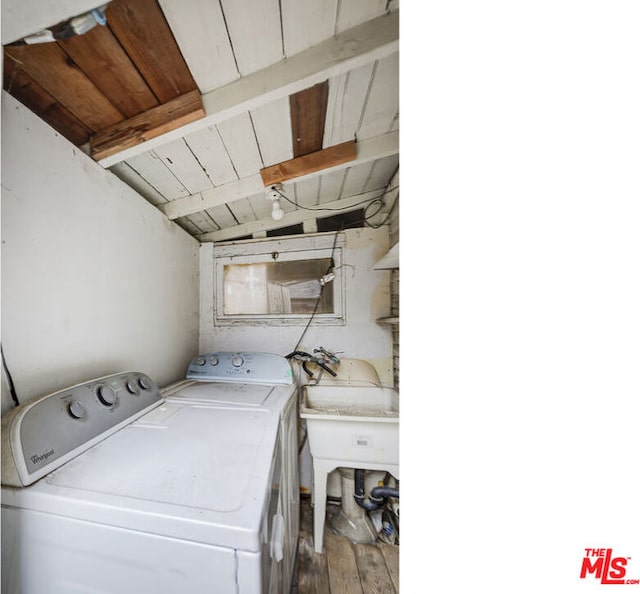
[
  {"x1": 1, "y1": 372, "x2": 163, "y2": 487},
  {"x1": 186, "y1": 352, "x2": 293, "y2": 385}
]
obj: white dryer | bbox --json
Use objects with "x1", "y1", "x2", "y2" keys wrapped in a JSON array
[{"x1": 1, "y1": 352, "x2": 299, "y2": 594}]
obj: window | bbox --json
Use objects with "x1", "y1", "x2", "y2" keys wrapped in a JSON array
[{"x1": 213, "y1": 233, "x2": 345, "y2": 326}]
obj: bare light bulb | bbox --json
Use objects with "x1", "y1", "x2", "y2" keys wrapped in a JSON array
[{"x1": 271, "y1": 198, "x2": 285, "y2": 221}]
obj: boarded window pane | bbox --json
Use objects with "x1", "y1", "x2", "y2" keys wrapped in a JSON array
[{"x1": 223, "y1": 259, "x2": 333, "y2": 315}]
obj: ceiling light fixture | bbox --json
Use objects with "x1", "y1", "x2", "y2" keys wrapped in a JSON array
[{"x1": 265, "y1": 184, "x2": 285, "y2": 221}]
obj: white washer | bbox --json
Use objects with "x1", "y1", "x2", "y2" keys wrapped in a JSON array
[{"x1": 1, "y1": 353, "x2": 299, "y2": 594}]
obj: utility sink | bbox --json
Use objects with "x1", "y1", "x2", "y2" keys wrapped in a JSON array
[{"x1": 300, "y1": 384, "x2": 399, "y2": 467}]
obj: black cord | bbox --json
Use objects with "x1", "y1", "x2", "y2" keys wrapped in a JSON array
[
  {"x1": 291, "y1": 230, "x2": 340, "y2": 352},
  {"x1": 272, "y1": 184, "x2": 399, "y2": 214},
  {"x1": 1, "y1": 344, "x2": 20, "y2": 407}
]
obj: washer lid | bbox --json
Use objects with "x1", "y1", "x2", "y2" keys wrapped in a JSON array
[
  {"x1": 166, "y1": 382, "x2": 275, "y2": 407},
  {"x1": 6, "y1": 402, "x2": 281, "y2": 551}
]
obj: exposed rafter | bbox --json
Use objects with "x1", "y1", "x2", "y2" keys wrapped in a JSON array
[
  {"x1": 197, "y1": 188, "x2": 389, "y2": 243},
  {"x1": 96, "y1": 10, "x2": 399, "y2": 167},
  {"x1": 158, "y1": 131, "x2": 398, "y2": 220}
]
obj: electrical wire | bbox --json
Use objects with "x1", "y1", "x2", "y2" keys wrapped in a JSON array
[
  {"x1": 291, "y1": 230, "x2": 340, "y2": 352},
  {"x1": 1, "y1": 344, "x2": 20, "y2": 407},
  {"x1": 272, "y1": 184, "x2": 398, "y2": 214}
]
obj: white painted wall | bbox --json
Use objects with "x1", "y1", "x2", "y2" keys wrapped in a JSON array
[
  {"x1": 199, "y1": 227, "x2": 393, "y2": 384},
  {"x1": 1, "y1": 92, "x2": 200, "y2": 414}
]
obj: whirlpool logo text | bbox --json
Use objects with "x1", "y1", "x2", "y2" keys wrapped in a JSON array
[{"x1": 580, "y1": 549, "x2": 639, "y2": 585}]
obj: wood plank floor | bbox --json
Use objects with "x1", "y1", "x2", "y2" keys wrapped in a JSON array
[{"x1": 292, "y1": 497, "x2": 399, "y2": 593}]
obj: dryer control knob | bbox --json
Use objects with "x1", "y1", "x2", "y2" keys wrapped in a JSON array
[
  {"x1": 125, "y1": 379, "x2": 140, "y2": 395},
  {"x1": 231, "y1": 355, "x2": 244, "y2": 368},
  {"x1": 96, "y1": 385, "x2": 117, "y2": 406},
  {"x1": 68, "y1": 400, "x2": 87, "y2": 419},
  {"x1": 209, "y1": 355, "x2": 219, "y2": 366},
  {"x1": 138, "y1": 376, "x2": 151, "y2": 390}
]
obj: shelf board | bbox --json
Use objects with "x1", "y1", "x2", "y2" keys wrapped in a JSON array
[
  {"x1": 373, "y1": 242, "x2": 399, "y2": 269},
  {"x1": 377, "y1": 316, "x2": 399, "y2": 325}
]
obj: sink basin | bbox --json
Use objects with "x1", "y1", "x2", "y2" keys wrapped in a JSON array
[
  {"x1": 300, "y1": 384, "x2": 399, "y2": 467},
  {"x1": 300, "y1": 382, "x2": 399, "y2": 553}
]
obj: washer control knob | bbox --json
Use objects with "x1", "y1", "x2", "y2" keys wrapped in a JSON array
[
  {"x1": 138, "y1": 376, "x2": 151, "y2": 390},
  {"x1": 96, "y1": 385, "x2": 117, "y2": 406},
  {"x1": 68, "y1": 400, "x2": 87, "y2": 419},
  {"x1": 196, "y1": 357, "x2": 206, "y2": 366},
  {"x1": 125, "y1": 379, "x2": 140, "y2": 395},
  {"x1": 209, "y1": 355, "x2": 219, "y2": 366},
  {"x1": 231, "y1": 355, "x2": 244, "y2": 368}
]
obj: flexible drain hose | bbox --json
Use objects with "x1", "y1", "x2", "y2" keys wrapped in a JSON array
[{"x1": 353, "y1": 469, "x2": 399, "y2": 511}]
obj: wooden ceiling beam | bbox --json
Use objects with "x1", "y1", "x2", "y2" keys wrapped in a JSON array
[
  {"x1": 196, "y1": 188, "x2": 389, "y2": 243},
  {"x1": 90, "y1": 90, "x2": 205, "y2": 161},
  {"x1": 260, "y1": 140, "x2": 356, "y2": 186},
  {"x1": 159, "y1": 131, "x2": 398, "y2": 220},
  {"x1": 97, "y1": 10, "x2": 399, "y2": 167}
]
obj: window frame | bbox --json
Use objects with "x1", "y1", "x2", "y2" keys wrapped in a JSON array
[{"x1": 213, "y1": 233, "x2": 346, "y2": 327}]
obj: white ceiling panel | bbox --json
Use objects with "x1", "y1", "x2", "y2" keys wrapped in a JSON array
[
  {"x1": 364, "y1": 155, "x2": 400, "y2": 193},
  {"x1": 153, "y1": 139, "x2": 214, "y2": 195},
  {"x1": 317, "y1": 170, "x2": 347, "y2": 204},
  {"x1": 158, "y1": 0, "x2": 238, "y2": 93},
  {"x1": 291, "y1": 177, "x2": 321, "y2": 209},
  {"x1": 250, "y1": 97, "x2": 293, "y2": 167},
  {"x1": 281, "y1": 0, "x2": 338, "y2": 57},
  {"x1": 227, "y1": 197, "x2": 259, "y2": 225},
  {"x1": 183, "y1": 126, "x2": 238, "y2": 187},
  {"x1": 109, "y1": 162, "x2": 168, "y2": 207},
  {"x1": 324, "y1": 62, "x2": 375, "y2": 146},
  {"x1": 221, "y1": 0, "x2": 283, "y2": 76},
  {"x1": 216, "y1": 113, "x2": 263, "y2": 179},
  {"x1": 335, "y1": 0, "x2": 389, "y2": 33},
  {"x1": 341, "y1": 162, "x2": 376, "y2": 198},
  {"x1": 356, "y1": 54, "x2": 399, "y2": 140},
  {"x1": 124, "y1": 152, "x2": 189, "y2": 201}
]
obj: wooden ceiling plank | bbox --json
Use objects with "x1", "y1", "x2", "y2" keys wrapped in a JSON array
[
  {"x1": 341, "y1": 161, "x2": 375, "y2": 198},
  {"x1": 356, "y1": 53, "x2": 399, "y2": 141},
  {"x1": 260, "y1": 140, "x2": 356, "y2": 186},
  {"x1": 3, "y1": 55, "x2": 92, "y2": 146},
  {"x1": 161, "y1": 131, "x2": 397, "y2": 220},
  {"x1": 108, "y1": 162, "x2": 168, "y2": 206},
  {"x1": 124, "y1": 152, "x2": 190, "y2": 201},
  {"x1": 158, "y1": 0, "x2": 238, "y2": 94},
  {"x1": 90, "y1": 90, "x2": 205, "y2": 161},
  {"x1": 363, "y1": 154, "x2": 399, "y2": 193},
  {"x1": 106, "y1": 0, "x2": 197, "y2": 103},
  {"x1": 220, "y1": 0, "x2": 283, "y2": 77},
  {"x1": 58, "y1": 24, "x2": 159, "y2": 118},
  {"x1": 251, "y1": 96, "x2": 294, "y2": 167},
  {"x1": 153, "y1": 138, "x2": 213, "y2": 195},
  {"x1": 281, "y1": 0, "x2": 338, "y2": 57},
  {"x1": 183, "y1": 126, "x2": 238, "y2": 187},
  {"x1": 227, "y1": 196, "x2": 259, "y2": 225},
  {"x1": 335, "y1": 0, "x2": 389, "y2": 33},
  {"x1": 290, "y1": 81, "x2": 329, "y2": 157},
  {"x1": 96, "y1": 10, "x2": 399, "y2": 167},
  {"x1": 4, "y1": 44, "x2": 123, "y2": 132},
  {"x1": 324, "y1": 62, "x2": 375, "y2": 147},
  {"x1": 216, "y1": 113, "x2": 264, "y2": 179}
]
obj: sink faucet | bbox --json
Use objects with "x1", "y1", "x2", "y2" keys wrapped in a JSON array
[{"x1": 285, "y1": 347, "x2": 340, "y2": 383}]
